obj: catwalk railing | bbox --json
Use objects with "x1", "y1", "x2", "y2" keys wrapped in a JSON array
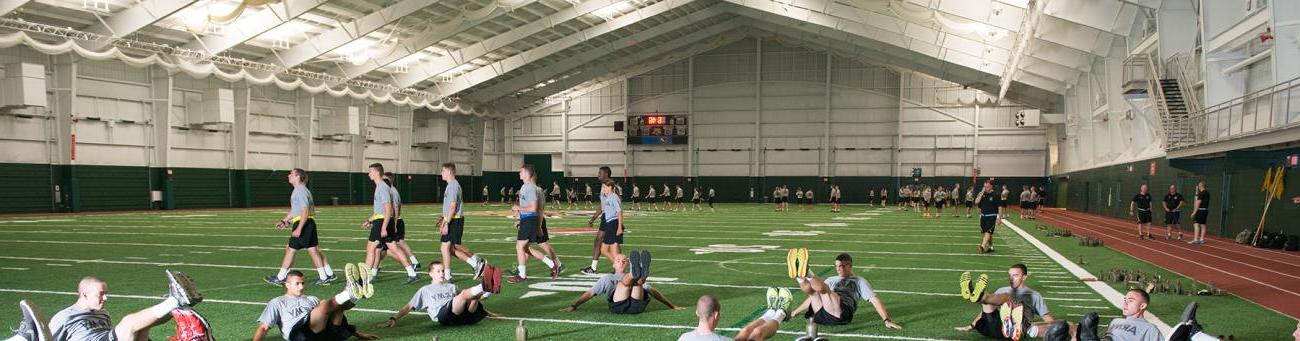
[{"x1": 1166, "y1": 76, "x2": 1300, "y2": 150}]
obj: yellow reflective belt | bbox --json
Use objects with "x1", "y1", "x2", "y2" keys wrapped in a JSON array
[
  {"x1": 372, "y1": 214, "x2": 385, "y2": 220},
  {"x1": 290, "y1": 215, "x2": 314, "y2": 223}
]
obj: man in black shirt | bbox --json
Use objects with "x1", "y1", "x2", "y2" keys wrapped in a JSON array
[
  {"x1": 1129, "y1": 184, "x2": 1154, "y2": 239},
  {"x1": 1191, "y1": 181, "x2": 1210, "y2": 245},
  {"x1": 1162, "y1": 185, "x2": 1185, "y2": 240},
  {"x1": 974, "y1": 181, "x2": 1004, "y2": 254}
]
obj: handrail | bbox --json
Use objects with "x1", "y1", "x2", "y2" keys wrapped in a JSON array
[{"x1": 1166, "y1": 76, "x2": 1300, "y2": 149}]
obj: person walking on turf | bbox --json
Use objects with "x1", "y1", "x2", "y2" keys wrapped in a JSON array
[
  {"x1": 785, "y1": 250, "x2": 903, "y2": 329},
  {"x1": 482, "y1": 185, "x2": 490, "y2": 206},
  {"x1": 1130, "y1": 184, "x2": 1155, "y2": 239},
  {"x1": 1162, "y1": 184, "x2": 1185, "y2": 240},
  {"x1": 253, "y1": 267, "x2": 378, "y2": 341},
  {"x1": 678, "y1": 295, "x2": 731, "y2": 341},
  {"x1": 708, "y1": 187, "x2": 716, "y2": 213},
  {"x1": 378, "y1": 262, "x2": 503, "y2": 329},
  {"x1": 632, "y1": 183, "x2": 642, "y2": 211},
  {"x1": 508, "y1": 164, "x2": 563, "y2": 283},
  {"x1": 675, "y1": 184, "x2": 686, "y2": 212},
  {"x1": 583, "y1": 166, "x2": 614, "y2": 275},
  {"x1": 956, "y1": 264, "x2": 1055, "y2": 339},
  {"x1": 48, "y1": 272, "x2": 208, "y2": 341},
  {"x1": 692, "y1": 186, "x2": 703, "y2": 212},
  {"x1": 1191, "y1": 181, "x2": 1210, "y2": 245},
  {"x1": 266, "y1": 168, "x2": 336, "y2": 286},
  {"x1": 975, "y1": 181, "x2": 1004, "y2": 254},
  {"x1": 829, "y1": 185, "x2": 841, "y2": 213},
  {"x1": 361, "y1": 163, "x2": 418, "y2": 284},
  {"x1": 595, "y1": 179, "x2": 626, "y2": 268},
  {"x1": 382, "y1": 172, "x2": 420, "y2": 271},
  {"x1": 437, "y1": 163, "x2": 486, "y2": 282},
  {"x1": 558, "y1": 251, "x2": 684, "y2": 314}
]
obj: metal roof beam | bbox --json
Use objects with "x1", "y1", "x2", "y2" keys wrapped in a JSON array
[
  {"x1": 186, "y1": 0, "x2": 329, "y2": 56},
  {"x1": 0, "y1": 0, "x2": 34, "y2": 16},
  {"x1": 262, "y1": 0, "x2": 436, "y2": 68},
  {"x1": 87, "y1": 0, "x2": 200, "y2": 45},
  {"x1": 998, "y1": 0, "x2": 1044, "y2": 100}
]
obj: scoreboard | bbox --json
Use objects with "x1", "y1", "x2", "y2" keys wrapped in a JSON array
[{"x1": 627, "y1": 114, "x2": 688, "y2": 145}]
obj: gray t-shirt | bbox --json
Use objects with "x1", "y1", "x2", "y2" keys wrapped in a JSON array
[
  {"x1": 290, "y1": 185, "x2": 314, "y2": 218},
  {"x1": 591, "y1": 273, "x2": 650, "y2": 297},
  {"x1": 257, "y1": 295, "x2": 321, "y2": 340},
  {"x1": 677, "y1": 331, "x2": 733, "y2": 341},
  {"x1": 50, "y1": 306, "x2": 113, "y2": 341},
  {"x1": 824, "y1": 275, "x2": 876, "y2": 310},
  {"x1": 518, "y1": 183, "x2": 541, "y2": 216},
  {"x1": 1020, "y1": 190, "x2": 1032, "y2": 202},
  {"x1": 1107, "y1": 317, "x2": 1163, "y2": 341},
  {"x1": 993, "y1": 286, "x2": 1049, "y2": 318},
  {"x1": 388, "y1": 184, "x2": 403, "y2": 218},
  {"x1": 408, "y1": 283, "x2": 459, "y2": 322},
  {"x1": 372, "y1": 181, "x2": 392, "y2": 217},
  {"x1": 602, "y1": 192, "x2": 622, "y2": 222},
  {"x1": 443, "y1": 180, "x2": 463, "y2": 217}
]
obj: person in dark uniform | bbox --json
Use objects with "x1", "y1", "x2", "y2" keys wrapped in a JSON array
[
  {"x1": 1162, "y1": 185, "x2": 1185, "y2": 241},
  {"x1": 1130, "y1": 184, "x2": 1154, "y2": 239},
  {"x1": 974, "y1": 181, "x2": 1004, "y2": 254},
  {"x1": 1190, "y1": 181, "x2": 1210, "y2": 245}
]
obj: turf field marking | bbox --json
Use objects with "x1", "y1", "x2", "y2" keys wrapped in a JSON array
[
  {"x1": 46, "y1": 263, "x2": 70, "y2": 267},
  {"x1": 1061, "y1": 305, "x2": 1114, "y2": 310},
  {"x1": 1, "y1": 267, "x2": 28, "y2": 271},
  {"x1": 0, "y1": 239, "x2": 1048, "y2": 273},
  {"x1": 0, "y1": 219, "x2": 75, "y2": 223},
  {"x1": 159, "y1": 214, "x2": 216, "y2": 218},
  {"x1": 1000, "y1": 219, "x2": 1172, "y2": 334}
]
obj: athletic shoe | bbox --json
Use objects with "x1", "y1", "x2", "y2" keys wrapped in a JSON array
[
  {"x1": 263, "y1": 275, "x2": 285, "y2": 287},
  {"x1": 404, "y1": 276, "x2": 420, "y2": 285},
  {"x1": 507, "y1": 275, "x2": 527, "y2": 284},
  {"x1": 1042, "y1": 320, "x2": 1069, "y2": 341},
  {"x1": 628, "y1": 250, "x2": 643, "y2": 280},
  {"x1": 166, "y1": 270, "x2": 203, "y2": 307},
  {"x1": 558, "y1": 263, "x2": 567, "y2": 276},
  {"x1": 11, "y1": 300, "x2": 50, "y2": 341},
  {"x1": 1077, "y1": 311, "x2": 1100, "y2": 341},
  {"x1": 999, "y1": 303, "x2": 1024, "y2": 340},
  {"x1": 549, "y1": 262, "x2": 560, "y2": 280},
  {"x1": 796, "y1": 248, "x2": 810, "y2": 278},
  {"x1": 580, "y1": 266, "x2": 597, "y2": 275},
  {"x1": 765, "y1": 287, "x2": 779, "y2": 310},
  {"x1": 413, "y1": 262, "x2": 421, "y2": 272},
  {"x1": 959, "y1": 272, "x2": 973, "y2": 300},
  {"x1": 170, "y1": 308, "x2": 213, "y2": 341},
  {"x1": 970, "y1": 274, "x2": 989, "y2": 303},
  {"x1": 639, "y1": 250, "x2": 651, "y2": 279},
  {"x1": 344, "y1": 263, "x2": 366, "y2": 299},
  {"x1": 978, "y1": 245, "x2": 986, "y2": 254},
  {"x1": 473, "y1": 261, "x2": 487, "y2": 281},
  {"x1": 312, "y1": 275, "x2": 336, "y2": 286},
  {"x1": 777, "y1": 287, "x2": 793, "y2": 316},
  {"x1": 786, "y1": 248, "x2": 798, "y2": 278},
  {"x1": 487, "y1": 265, "x2": 504, "y2": 294}
]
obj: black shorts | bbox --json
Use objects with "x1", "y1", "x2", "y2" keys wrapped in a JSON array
[
  {"x1": 676, "y1": 197, "x2": 684, "y2": 203},
  {"x1": 693, "y1": 198, "x2": 701, "y2": 204},
  {"x1": 600, "y1": 219, "x2": 624, "y2": 245},
  {"x1": 517, "y1": 216, "x2": 550, "y2": 243},
  {"x1": 1193, "y1": 209, "x2": 1208, "y2": 224},
  {"x1": 393, "y1": 219, "x2": 406, "y2": 241},
  {"x1": 923, "y1": 200, "x2": 931, "y2": 207},
  {"x1": 289, "y1": 313, "x2": 356, "y2": 341},
  {"x1": 980, "y1": 214, "x2": 998, "y2": 234},
  {"x1": 434, "y1": 302, "x2": 488, "y2": 326},
  {"x1": 647, "y1": 197, "x2": 656, "y2": 203},
  {"x1": 1137, "y1": 210, "x2": 1152, "y2": 224},
  {"x1": 934, "y1": 200, "x2": 945, "y2": 208},
  {"x1": 830, "y1": 198, "x2": 840, "y2": 204},
  {"x1": 1165, "y1": 211, "x2": 1181, "y2": 224},
  {"x1": 368, "y1": 219, "x2": 397, "y2": 243},
  {"x1": 608, "y1": 295, "x2": 649, "y2": 315},
  {"x1": 441, "y1": 217, "x2": 465, "y2": 245},
  {"x1": 802, "y1": 293, "x2": 855, "y2": 325},
  {"x1": 288, "y1": 218, "x2": 320, "y2": 250},
  {"x1": 971, "y1": 310, "x2": 1005, "y2": 339},
  {"x1": 1027, "y1": 202, "x2": 1037, "y2": 209},
  {"x1": 1020, "y1": 201, "x2": 1029, "y2": 208},
  {"x1": 632, "y1": 196, "x2": 640, "y2": 203},
  {"x1": 806, "y1": 198, "x2": 814, "y2": 204}
]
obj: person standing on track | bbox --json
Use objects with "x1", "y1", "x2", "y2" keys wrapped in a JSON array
[
  {"x1": 266, "y1": 168, "x2": 336, "y2": 286},
  {"x1": 1190, "y1": 181, "x2": 1210, "y2": 245},
  {"x1": 1130, "y1": 184, "x2": 1155, "y2": 240},
  {"x1": 1163, "y1": 184, "x2": 1185, "y2": 240}
]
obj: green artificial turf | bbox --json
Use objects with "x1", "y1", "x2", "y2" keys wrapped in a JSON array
[{"x1": 0, "y1": 203, "x2": 1290, "y2": 340}]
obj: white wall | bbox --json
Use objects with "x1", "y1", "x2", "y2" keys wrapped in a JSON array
[
  {"x1": 505, "y1": 38, "x2": 1049, "y2": 178},
  {"x1": 0, "y1": 46, "x2": 479, "y2": 175}
]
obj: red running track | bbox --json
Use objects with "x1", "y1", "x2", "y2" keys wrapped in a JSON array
[{"x1": 1036, "y1": 208, "x2": 1300, "y2": 319}]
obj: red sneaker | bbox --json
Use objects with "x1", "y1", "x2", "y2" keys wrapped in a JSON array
[{"x1": 168, "y1": 308, "x2": 213, "y2": 341}]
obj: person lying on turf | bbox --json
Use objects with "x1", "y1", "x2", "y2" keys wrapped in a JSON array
[
  {"x1": 37, "y1": 271, "x2": 210, "y2": 341},
  {"x1": 1041, "y1": 289, "x2": 1160, "y2": 341},
  {"x1": 253, "y1": 266, "x2": 379, "y2": 341},
  {"x1": 379, "y1": 262, "x2": 503, "y2": 329},
  {"x1": 956, "y1": 264, "x2": 1054, "y2": 339},
  {"x1": 557, "y1": 251, "x2": 685, "y2": 314},
  {"x1": 785, "y1": 249, "x2": 903, "y2": 329}
]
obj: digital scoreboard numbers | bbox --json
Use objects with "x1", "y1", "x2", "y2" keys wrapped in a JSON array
[{"x1": 627, "y1": 114, "x2": 688, "y2": 145}]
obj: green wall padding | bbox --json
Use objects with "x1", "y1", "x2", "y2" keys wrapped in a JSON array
[
  {"x1": 167, "y1": 167, "x2": 232, "y2": 209},
  {"x1": 0, "y1": 163, "x2": 54, "y2": 213},
  {"x1": 76, "y1": 165, "x2": 150, "y2": 211}
]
